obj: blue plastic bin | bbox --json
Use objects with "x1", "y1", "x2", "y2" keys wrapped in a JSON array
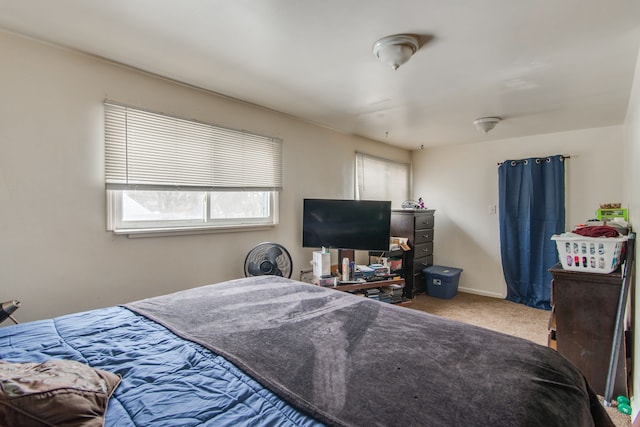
[{"x1": 423, "y1": 265, "x2": 463, "y2": 299}]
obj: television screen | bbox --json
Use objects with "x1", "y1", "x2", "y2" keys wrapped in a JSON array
[{"x1": 302, "y1": 199, "x2": 391, "y2": 251}]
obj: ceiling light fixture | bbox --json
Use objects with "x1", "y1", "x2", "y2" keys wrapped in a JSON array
[
  {"x1": 372, "y1": 34, "x2": 420, "y2": 70},
  {"x1": 473, "y1": 117, "x2": 501, "y2": 133}
]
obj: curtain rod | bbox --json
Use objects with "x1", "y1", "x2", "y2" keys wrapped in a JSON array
[{"x1": 497, "y1": 155, "x2": 570, "y2": 166}]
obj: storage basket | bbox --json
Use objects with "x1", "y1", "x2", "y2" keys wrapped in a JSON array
[
  {"x1": 551, "y1": 234, "x2": 627, "y2": 273},
  {"x1": 596, "y1": 208, "x2": 628, "y2": 221}
]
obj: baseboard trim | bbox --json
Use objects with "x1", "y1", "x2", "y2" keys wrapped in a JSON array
[{"x1": 458, "y1": 287, "x2": 505, "y2": 299}]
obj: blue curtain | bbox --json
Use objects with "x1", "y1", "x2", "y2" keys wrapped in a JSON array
[{"x1": 498, "y1": 155, "x2": 565, "y2": 310}]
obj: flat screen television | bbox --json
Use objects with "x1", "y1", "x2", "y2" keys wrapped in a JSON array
[{"x1": 302, "y1": 199, "x2": 391, "y2": 251}]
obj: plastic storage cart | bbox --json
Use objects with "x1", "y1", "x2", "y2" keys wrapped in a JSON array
[{"x1": 423, "y1": 265, "x2": 463, "y2": 299}]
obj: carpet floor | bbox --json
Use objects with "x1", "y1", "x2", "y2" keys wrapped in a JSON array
[{"x1": 407, "y1": 291, "x2": 631, "y2": 427}]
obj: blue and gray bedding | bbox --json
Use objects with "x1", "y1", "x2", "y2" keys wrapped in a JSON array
[
  {"x1": 0, "y1": 303, "x2": 321, "y2": 426},
  {"x1": 1, "y1": 276, "x2": 613, "y2": 426}
]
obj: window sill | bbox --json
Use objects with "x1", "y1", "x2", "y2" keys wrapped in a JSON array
[{"x1": 111, "y1": 223, "x2": 275, "y2": 238}]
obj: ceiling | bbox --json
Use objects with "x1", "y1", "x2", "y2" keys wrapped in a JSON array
[{"x1": 0, "y1": 0, "x2": 639, "y2": 150}]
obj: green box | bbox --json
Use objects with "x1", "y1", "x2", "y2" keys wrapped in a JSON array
[{"x1": 596, "y1": 208, "x2": 628, "y2": 221}]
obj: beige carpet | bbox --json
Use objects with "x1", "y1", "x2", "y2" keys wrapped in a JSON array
[{"x1": 407, "y1": 291, "x2": 631, "y2": 427}]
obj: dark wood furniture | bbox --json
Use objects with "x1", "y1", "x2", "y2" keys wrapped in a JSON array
[
  {"x1": 333, "y1": 278, "x2": 411, "y2": 307},
  {"x1": 548, "y1": 264, "x2": 629, "y2": 397},
  {"x1": 388, "y1": 209, "x2": 435, "y2": 297}
]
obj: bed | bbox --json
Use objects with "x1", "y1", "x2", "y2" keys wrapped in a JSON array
[{"x1": 0, "y1": 276, "x2": 613, "y2": 426}]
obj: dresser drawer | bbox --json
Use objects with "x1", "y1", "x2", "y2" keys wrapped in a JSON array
[
  {"x1": 414, "y1": 242, "x2": 433, "y2": 258},
  {"x1": 414, "y1": 229, "x2": 434, "y2": 244},
  {"x1": 415, "y1": 214, "x2": 434, "y2": 230},
  {"x1": 390, "y1": 209, "x2": 435, "y2": 297},
  {"x1": 413, "y1": 256, "x2": 433, "y2": 273}
]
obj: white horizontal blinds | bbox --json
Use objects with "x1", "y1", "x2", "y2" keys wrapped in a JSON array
[
  {"x1": 356, "y1": 152, "x2": 409, "y2": 208},
  {"x1": 105, "y1": 102, "x2": 282, "y2": 190},
  {"x1": 211, "y1": 129, "x2": 282, "y2": 189},
  {"x1": 104, "y1": 104, "x2": 127, "y2": 184}
]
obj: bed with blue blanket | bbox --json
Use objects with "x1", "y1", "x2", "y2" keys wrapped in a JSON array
[{"x1": 0, "y1": 276, "x2": 613, "y2": 426}]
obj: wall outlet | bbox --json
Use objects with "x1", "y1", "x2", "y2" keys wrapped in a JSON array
[{"x1": 489, "y1": 204, "x2": 497, "y2": 214}]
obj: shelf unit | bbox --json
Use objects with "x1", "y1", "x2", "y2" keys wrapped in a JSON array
[
  {"x1": 334, "y1": 277, "x2": 404, "y2": 292},
  {"x1": 368, "y1": 248, "x2": 405, "y2": 271},
  {"x1": 389, "y1": 209, "x2": 435, "y2": 297},
  {"x1": 333, "y1": 278, "x2": 411, "y2": 307}
]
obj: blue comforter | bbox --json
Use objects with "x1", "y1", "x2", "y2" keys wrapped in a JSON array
[{"x1": 0, "y1": 306, "x2": 323, "y2": 426}]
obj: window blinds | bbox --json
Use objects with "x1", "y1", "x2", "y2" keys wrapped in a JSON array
[
  {"x1": 355, "y1": 152, "x2": 410, "y2": 208},
  {"x1": 105, "y1": 102, "x2": 283, "y2": 191}
]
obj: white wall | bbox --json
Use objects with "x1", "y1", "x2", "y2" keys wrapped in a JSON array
[
  {"x1": 622, "y1": 48, "x2": 640, "y2": 423},
  {"x1": 0, "y1": 30, "x2": 409, "y2": 323},
  {"x1": 412, "y1": 126, "x2": 624, "y2": 297}
]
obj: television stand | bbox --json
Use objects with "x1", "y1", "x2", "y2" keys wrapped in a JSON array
[{"x1": 333, "y1": 278, "x2": 411, "y2": 307}]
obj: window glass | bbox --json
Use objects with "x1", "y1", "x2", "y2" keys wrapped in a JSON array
[
  {"x1": 104, "y1": 102, "x2": 281, "y2": 235},
  {"x1": 109, "y1": 190, "x2": 276, "y2": 233},
  {"x1": 122, "y1": 191, "x2": 205, "y2": 222},
  {"x1": 209, "y1": 192, "x2": 270, "y2": 219}
]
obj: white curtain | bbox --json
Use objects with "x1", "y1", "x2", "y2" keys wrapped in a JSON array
[{"x1": 355, "y1": 152, "x2": 410, "y2": 208}]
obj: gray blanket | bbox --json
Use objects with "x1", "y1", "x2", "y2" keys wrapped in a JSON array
[{"x1": 126, "y1": 276, "x2": 612, "y2": 427}]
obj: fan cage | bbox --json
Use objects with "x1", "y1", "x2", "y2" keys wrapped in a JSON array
[{"x1": 244, "y1": 242, "x2": 292, "y2": 279}]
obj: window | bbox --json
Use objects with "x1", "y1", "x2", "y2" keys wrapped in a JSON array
[
  {"x1": 105, "y1": 102, "x2": 282, "y2": 235},
  {"x1": 355, "y1": 152, "x2": 410, "y2": 208}
]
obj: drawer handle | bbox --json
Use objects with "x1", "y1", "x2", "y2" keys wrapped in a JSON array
[{"x1": 420, "y1": 248, "x2": 429, "y2": 253}]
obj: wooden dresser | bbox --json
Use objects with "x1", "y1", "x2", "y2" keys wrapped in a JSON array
[
  {"x1": 548, "y1": 264, "x2": 628, "y2": 397},
  {"x1": 390, "y1": 209, "x2": 435, "y2": 297}
]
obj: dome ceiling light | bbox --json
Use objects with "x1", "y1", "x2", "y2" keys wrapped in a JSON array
[
  {"x1": 372, "y1": 34, "x2": 420, "y2": 70},
  {"x1": 473, "y1": 117, "x2": 501, "y2": 133}
]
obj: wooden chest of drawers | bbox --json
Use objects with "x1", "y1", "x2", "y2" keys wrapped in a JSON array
[
  {"x1": 548, "y1": 265, "x2": 628, "y2": 397},
  {"x1": 390, "y1": 209, "x2": 435, "y2": 297}
]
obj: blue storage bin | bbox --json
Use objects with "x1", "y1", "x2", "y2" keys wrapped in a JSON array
[{"x1": 423, "y1": 265, "x2": 463, "y2": 299}]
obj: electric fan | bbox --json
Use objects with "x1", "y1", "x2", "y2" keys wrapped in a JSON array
[{"x1": 244, "y1": 242, "x2": 293, "y2": 279}]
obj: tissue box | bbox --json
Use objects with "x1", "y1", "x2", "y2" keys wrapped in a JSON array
[{"x1": 312, "y1": 251, "x2": 331, "y2": 277}]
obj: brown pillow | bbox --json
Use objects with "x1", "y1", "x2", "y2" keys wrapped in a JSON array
[{"x1": 0, "y1": 359, "x2": 121, "y2": 427}]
